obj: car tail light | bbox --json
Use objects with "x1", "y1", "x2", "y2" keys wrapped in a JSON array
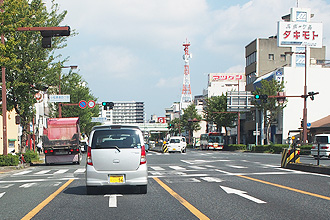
[
  {"x1": 321, "y1": 146, "x2": 329, "y2": 149},
  {"x1": 140, "y1": 145, "x2": 147, "y2": 165},
  {"x1": 87, "y1": 146, "x2": 93, "y2": 166},
  {"x1": 44, "y1": 150, "x2": 48, "y2": 154},
  {"x1": 312, "y1": 146, "x2": 316, "y2": 149}
]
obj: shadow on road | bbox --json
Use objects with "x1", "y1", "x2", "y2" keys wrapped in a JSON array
[{"x1": 64, "y1": 185, "x2": 144, "y2": 195}]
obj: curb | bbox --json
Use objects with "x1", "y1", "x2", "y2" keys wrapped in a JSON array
[{"x1": 286, "y1": 163, "x2": 330, "y2": 175}]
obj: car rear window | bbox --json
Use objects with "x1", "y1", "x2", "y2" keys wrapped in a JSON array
[
  {"x1": 315, "y1": 136, "x2": 329, "y2": 144},
  {"x1": 170, "y1": 139, "x2": 180, "y2": 143},
  {"x1": 91, "y1": 129, "x2": 141, "y2": 149}
]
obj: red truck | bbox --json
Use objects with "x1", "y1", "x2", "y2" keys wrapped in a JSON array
[{"x1": 42, "y1": 117, "x2": 82, "y2": 165}]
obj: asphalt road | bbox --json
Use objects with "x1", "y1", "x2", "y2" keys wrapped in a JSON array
[{"x1": 1, "y1": 150, "x2": 330, "y2": 220}]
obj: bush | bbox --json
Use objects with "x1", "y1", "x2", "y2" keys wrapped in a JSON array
[
  {"x1": 225, "y1": 144, "x2": 247, "y2": 151},
  {"x1": 0, "y1": 154, "x2": 19, "y2": 166},
  {"x1": 251, "y1": 144, "x2": 289, "y2": 153},
  {"x1": 23, "y1": 150, "x2": 39, "y2": 163},
  {"x1": 299, "y1": 144, "x2": 312, "y2": 155}
]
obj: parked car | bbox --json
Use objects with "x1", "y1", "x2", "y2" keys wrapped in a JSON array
[
  {"x1": 311, "y1": 134, "x2": 330, "y2": 159},
  {"x1": 86, "y1": 124, "x2": 148, "y2": 194},
  {"x1": 167, "y1": 136, "x2": 187, "y2": 153}
]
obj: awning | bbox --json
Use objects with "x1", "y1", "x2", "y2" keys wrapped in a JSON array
[{"x1": 8, "y1": 139, "x2": 17, "y2": 141}]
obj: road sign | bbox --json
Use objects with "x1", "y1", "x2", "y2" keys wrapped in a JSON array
[
  {"x1": 88, "y1": 100, "x2": 96, "y2": 108},
  {"x1": 91, "y1": 117, "x2": 107, "y2": 122},
  {"x1": 307, "y1": 122, "x2": 311, "y2": 128},
  {"x1": 253, "y1": 131, "x2": 260, "y2": 136},
  {"x1": 79, "y1": 100, "x2": 87, "y2": 109},
  {"x1": 49, "y1": 95, "x2": 70, "y2": 102}
]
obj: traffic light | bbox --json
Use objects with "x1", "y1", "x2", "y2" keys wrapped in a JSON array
[
  {"x1": 308, "y1": 91, "x2": 319, "y2": 101},
  {"x1": 102, "y1": 102, "x2": 114, "y2": 110},
  {"x1": 254, "y1": 94, "x2": 268, "y2": 103},
  {"x1": 40, "y1": 27, "x2": 70, "y2": 48}
]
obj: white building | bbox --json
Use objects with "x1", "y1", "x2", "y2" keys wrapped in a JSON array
[{"x1": 101, "y1": 101, "x2": 144, "y2": 124}]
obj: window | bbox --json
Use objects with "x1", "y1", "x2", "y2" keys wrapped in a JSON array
[
  {"x1": 268, "y1": 54, "x2": 274, "y2": 60},
  {"x1": 280, "y1": 54, "x2": 286, "y2": 61}
]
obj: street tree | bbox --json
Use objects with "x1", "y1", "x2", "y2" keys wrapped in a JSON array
[
  {"x1": 0, "y1": 0, "x2": 73, "y2": 144},
  {"x1": 253, "y1": 79, "x2": 286, "y2": 144},
  {"x1": 181, "y1": 104, "x2": 202, "y2": 144},
  {"x1": 203, "y1": 94, "x2": 237, "y2": 144},
  {"x1": 169, "y1": 117, "x2": 181, "y2": 136},
  {"x1": 49, "y1": 70, "x2": 99, "y2": 135}
]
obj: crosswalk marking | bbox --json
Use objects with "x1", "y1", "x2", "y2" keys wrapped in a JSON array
[
  {"x1": 35, "y1": 170, "x2": 51, "y2": 175},
  {"x1": 74, "y1": 168, "x2": 86, "y2": 173},
  {"x1": 53, "y1": 169, "x2": 69, "y2": 175},
  {"x1": 200, "y1": 177, "x2": 223, "y2": 182},
  {"x1": 149, "y1": 166, "x2": 165, "y2": 171},
  {"x1": 188, "y1": 166, "x2": 206, "y2": 170},
  {"x1": 20, "y1": 183, "x2": 37, "y2": 188},
  {"x1": 12, "y1": 170, "x2": 33, "y2": 176},
  {"x1": 227, "y1": 165, "x2": 247, "y2": 169},
  {"x1": 169, "y1": 166, "x2": 186, "y2": 170}
]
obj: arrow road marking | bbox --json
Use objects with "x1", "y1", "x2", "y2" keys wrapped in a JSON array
[
  {"x1": 104, "y1": 194, "x2": 123, "y2": 208},
  {"x1": 220, "y1": 186, "x2": 266, "y2": 204},
  {"x1": 0, "y1": 192, "x2": 5, "y2": 198}
]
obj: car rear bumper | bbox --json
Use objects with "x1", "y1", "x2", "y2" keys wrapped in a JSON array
[
  {"x1": 86, "y1": 163, "x2": 148, "y2": 186},
  {"x1": 311, "y1": 150, "x2": 330, "y2": 157},
  {"x1": 167, "y1": 146, "x2": 183, "y2": 152}
]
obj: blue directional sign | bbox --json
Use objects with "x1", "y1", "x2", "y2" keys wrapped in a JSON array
[{"x1": 79, "y1": 100, "x2": 87, "y2": 109}]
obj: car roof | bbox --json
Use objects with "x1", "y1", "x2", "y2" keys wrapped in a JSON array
[{"x1": 92, "y1": 124, "x2": 141, "y2": 131}]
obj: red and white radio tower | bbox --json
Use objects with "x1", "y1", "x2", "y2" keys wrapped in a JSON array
[{"x1": 180, "y1": 39, "x2": 192, "y2": 109}]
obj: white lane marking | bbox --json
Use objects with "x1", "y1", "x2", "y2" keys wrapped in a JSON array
[
  {"x1": 0, "y1": 177, "x2": 79, "y2": 183},
  {"x1": 12, "y1": 170, "x2": 33, "y2": 176},
  {"x1": 19, "y1": 183, "x2": 37, "y2": 188},
  {"x1": 0, "y1": 184, "x2": 14, "y2": 189},
  {"x1": 53, "y1": 169, "x2": 69, "y2": 175},
  {"x1": 227, "y1": 165, "x2": 247, "y2": 169},
  {"x1": 104, "y1": 194, "x2": 122, "y2": 208},
  {"x1": 35, "y1": 170, "x2": 52, "y2": 175},
  {"x1": 169, "y1": 166, "x2": 186, "y2": 170},
  {"x1": 74, "y1": 168, "x2": 86, "y2": 173},
  {"x1": 189, "y1": 166, "x2": 207, "y2": 170},
  {"x1": 181, "y1": 160, "x2": 195, "y2": 165},
  {"x1": 149, "y1": 174, "x2": 209, "y2": 178},
  {"x1": 220, "y1": 186, "x2": 266, "y2": 204},
  {"x1": 149, "y1": 166, "x2": 165, "y2": 171},
  {"x1": 0, "y1": 192, "x2": 5, "y2": 198},
  {"x1": 201, "y1": 177, "x2": 223, "y2": 182}
]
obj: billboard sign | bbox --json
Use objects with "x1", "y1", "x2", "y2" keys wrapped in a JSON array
[{"x1": 277, "y1": 22, "x2": 323, "y2": 48}]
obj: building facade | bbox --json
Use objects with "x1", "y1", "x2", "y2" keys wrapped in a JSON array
[{"x1": 101, "y1": 101, "x2": 145, "y2": 124}]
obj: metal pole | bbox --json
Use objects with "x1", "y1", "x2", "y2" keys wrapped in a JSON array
[
  {"x1": 303, "y1": 46, "x2": 307, "y2": 144},
  {"x1": 58, "y1": 72, "x2": 62, "y2": 118},
  {"x1": 237, "y1": 80, "x2": 240, "y2": 144},
  {"x1": 1, "y1": 0, "x2": 8, "y2": 155}
]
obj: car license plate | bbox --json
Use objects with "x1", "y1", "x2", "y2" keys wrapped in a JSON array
[
  {"x1": 173, "y1": 148, "x2": 176, "y2": 151},
  {"x1": 109, "y1": 175, "x2": 124, "y2": 183},
  {"x1": 56, "y1": 151, "x2": 68, "y2": 155}
]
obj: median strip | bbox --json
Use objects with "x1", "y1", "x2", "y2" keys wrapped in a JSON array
[
  {"x1": 153, "y1": 177, "x2": 210, "y2": 220},
  {"x1": 21, "y1": 179, "x2": 74, "y2": 220}
]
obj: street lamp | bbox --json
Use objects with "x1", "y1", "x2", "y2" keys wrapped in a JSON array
[
  {"x1": 285, "y1": 47, "x2": 308, "y2": 144},
  {"x1": 59, "y1": 65, "x2": 78, "y2": 118}
]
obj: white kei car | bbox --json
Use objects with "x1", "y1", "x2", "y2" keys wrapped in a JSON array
[{"x1": 167, "y1": 136, "x2": 187, "y2": 153}]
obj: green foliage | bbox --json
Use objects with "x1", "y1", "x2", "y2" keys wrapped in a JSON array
[
  {"x1": 225, "y1": 144, "x2": 247, "y2": 151},
  {"x1": 251, "y1": 144, "x2": 289, "y2": 153},
  {"x1": 0, "y1": 0, "x2": 72, "y2": 140},
  {"x1": 181, "y1": 104, "x2": 202, "y2": 143},
  {"x1": 0, "y1": 154, "x2": 19, "y2": 166},
  {"x1": 22, "y1": 150, "x2": 39, "y2": 163},
  {"x1": 169, "y1": 117, "x2": 182, "y2": 136},
  {"x1": 253, "y1": 79, "x2": 286, "y2": 144},
  {"x1": 51, "y1": 71, "x2": 99, "y2": 135},
  {"x1": 203, "y1": 95, "x2": 237, "y2": 131}
]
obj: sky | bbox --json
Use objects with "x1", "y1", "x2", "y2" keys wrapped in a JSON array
[{"x1": 44, "y1": 0, "x2": 330, "y2": 119}]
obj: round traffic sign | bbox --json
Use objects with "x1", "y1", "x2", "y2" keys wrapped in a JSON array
[
  {"x1": 88, "y1": 100, "x2": 96, "y2": 108},
  {"x1": 79, "y1": 100, "x2": 87, "y2": 109}
]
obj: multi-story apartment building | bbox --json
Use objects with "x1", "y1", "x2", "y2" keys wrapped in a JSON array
[
  {"x1": 244, "y1": 7, "x2": 329, "y2": 145},
  {"x1": 101, "y1": 101, "x2": 144, "y2": 124}
]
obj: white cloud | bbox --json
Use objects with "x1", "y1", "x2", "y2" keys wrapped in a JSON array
[{"x1": 156, "y1": 76, "x2": 182, "y2": 88}]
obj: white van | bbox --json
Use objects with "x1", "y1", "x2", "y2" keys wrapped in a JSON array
[
  {"x1": 311, "y1": 134, "x2": 330, "y2": 159},
  {"x1": 167, "y1": 136, "x2": 187, "y2": 153}
]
